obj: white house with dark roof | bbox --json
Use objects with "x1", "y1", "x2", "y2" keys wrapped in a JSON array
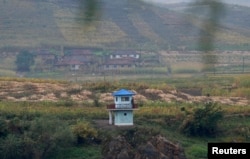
[
  {"x1": 109, "y1": 50, "x2": 140, "y2": 59},
  {"x1": 103, "y1": 50, "x2": 140, "y2": 70},
  {"x1": 103, "y1": 57, "x2": 137, "y2": 70}
]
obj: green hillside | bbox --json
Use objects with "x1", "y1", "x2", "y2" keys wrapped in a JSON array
[{"x1": 0, "y1": 0, "x2": 250, "y2": 50}]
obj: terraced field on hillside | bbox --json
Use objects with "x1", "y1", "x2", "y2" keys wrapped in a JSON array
[{"x1": 0, "y1": 0, "x2": 250, "y2": 50}]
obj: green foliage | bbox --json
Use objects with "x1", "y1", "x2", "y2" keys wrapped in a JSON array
[
  {"x1": 0, "y1": 76, "x2": 250, "y2": 159},
  {"x1": 0, "y1": 134, "x2": 22, "y2": 159},
  {"x1": 15, "y1": 50, "x2": 35, "y2": 72},
  {"x1": 48, "y1": 146, "x2": 102, "y2": 159},
  {"x1": 202, "y1": 87, "x2": 229, "y2": 96},
  {"x1": 238, "y1": 76, "x2": 250, "y2": 88},
  {"x1": 0, "y1": 118, "x2": 8, "y2": 137},
  {"x1": 7, "y1": 117, "x2": 24, "y2": 134},
  {"x1": 72, "y1": 122, "x2": 98, "y2": 145},
  {"x1": 55, "y1": 99, "x2": 75, "y2": 107},
  {"x1": 186, "y1": 144, "x2": 207, "y2": 159},
  {"x1": 27, "y1": 116, "x2": 75, "y2": 159},
  {"x1": 21, "y1": 135, "x2": 36, "y2": 159},
  {"x1": 180, "y1": 102, "x2": 223, "y2": 137}
]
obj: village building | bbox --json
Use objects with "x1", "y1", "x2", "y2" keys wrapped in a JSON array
[
  {"x1": 103, "y1": 57, "x2": 137, "y2": 70},
  {"x1": 103, "y1": 50, "x2": 140, "y2": 70},
  {"x1": 109, "y1": 50, "x2": 140, "y2": 59},
  {"x1": 54, "y1": 49, "x2": 94, "y2": 71},
  {"x1": 107, "y1": 89, "x2": 138, "y2": 126}
]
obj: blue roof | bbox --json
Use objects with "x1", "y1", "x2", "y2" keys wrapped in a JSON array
[{"x1": 112, "y1": 89, "x2": 135, "y2": 96}]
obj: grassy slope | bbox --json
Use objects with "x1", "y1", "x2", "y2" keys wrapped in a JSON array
[
  {"x1": 0, "y1": 0, "x2": 64, "y2": 47},
  {"x1": 0, "y1": 0, "x2": 250, "y2": 50}
]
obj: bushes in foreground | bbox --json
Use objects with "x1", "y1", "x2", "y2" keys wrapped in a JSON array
[
  {"x1": 0, "y1": 116, "x2": 75, "y2": 159},
  {"x1": 0, "y1": 114, "x2": 99, "y2": 159},
  {"x1": 180, "y1": 102, "x2": 223, "y2": 137},
  {"x1": 72, "y1": 122, "x2": 98, "y2": 145}
]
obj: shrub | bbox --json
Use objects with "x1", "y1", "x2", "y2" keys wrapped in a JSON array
[
  {"x1": 21, "y1": 135, "x2": 35, "y2": 159},
  {"x1": 7, "y1": 117, "x2": 23, "y2": 134},
  {"x1": 0, "y1": 134, "x2": 22, "y2": 159},
  {"x1": 0, "y1": 118, "x2": 8, "y2": 137},
  {"x1": 72, "y1": 122, "x2": 98, "y2": 145},
  {"x1": 28, "y1": 116, "x2": 75, "y2": 158},
  {"x1": 180, "y1": 102, "x2": 223, "y2": 137}
]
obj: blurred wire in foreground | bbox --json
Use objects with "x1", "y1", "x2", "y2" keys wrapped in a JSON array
[
  {"x1": 77, "y1": 0, "x2": 102, "y2": 26},
  {"x1": 192, "y1": 0, "x2": 226, "y2": 71}
]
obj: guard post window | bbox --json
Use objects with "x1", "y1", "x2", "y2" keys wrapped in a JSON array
[{"x1": 121, "y1": 97, "x2": 129, "y2": 101}]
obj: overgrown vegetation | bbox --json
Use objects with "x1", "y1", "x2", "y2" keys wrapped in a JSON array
[
  {"x1": 0, "y1": 101, "x2": 249, "y2": 159},
  {"x1": 72, "y1": 122, "x2": 98, "y2": 145},
  {"x1": 0, "y1": 75, "x2": 249, "y2": 159},
  {"x1": 180, "y1": 102, "x2": 223, "y2": 137},
  {"x1": 0, "y1": 107, "x2": 102, "y2": 159}
]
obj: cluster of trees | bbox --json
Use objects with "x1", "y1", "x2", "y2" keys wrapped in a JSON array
[
  {"x1": 180, "y1": 102, "x2": 223, "y2": 137},
  {"x1": 0, "y1": 113, "x2": 100, "y2": 159},
  {"x1": 15, "y1": 50, "x2": 34, "y2": 72}
]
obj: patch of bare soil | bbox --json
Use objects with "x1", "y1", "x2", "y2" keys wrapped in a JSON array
[{"x1": 0, "y1": 81, "x2": 248, "y2": 106}]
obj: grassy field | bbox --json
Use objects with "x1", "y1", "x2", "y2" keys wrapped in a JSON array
[
  {"x1": 0, "y1": 75, "x2": 249, "y2": 158},
  {"x1": 0, "y1": 100, "x2": 249, "y2": 159}
]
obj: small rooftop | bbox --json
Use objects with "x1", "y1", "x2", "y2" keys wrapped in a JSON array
[{"x1": 112, "y1": 89, "x2": 135, "y2": 96}]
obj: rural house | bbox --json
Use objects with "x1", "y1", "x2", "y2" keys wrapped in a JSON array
[
  {"x1": 55, "y1": 49, "x2": 94, "y2": 71},
  {"x1": 103, "y1": 57, "x2": 138, "y2": 70},
  {"x1": 109, "y1": 50, "x2": 140, "y2": 59},
  {"x1": 103, "y1": 50, "x2": 140, "y2": 70}
]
